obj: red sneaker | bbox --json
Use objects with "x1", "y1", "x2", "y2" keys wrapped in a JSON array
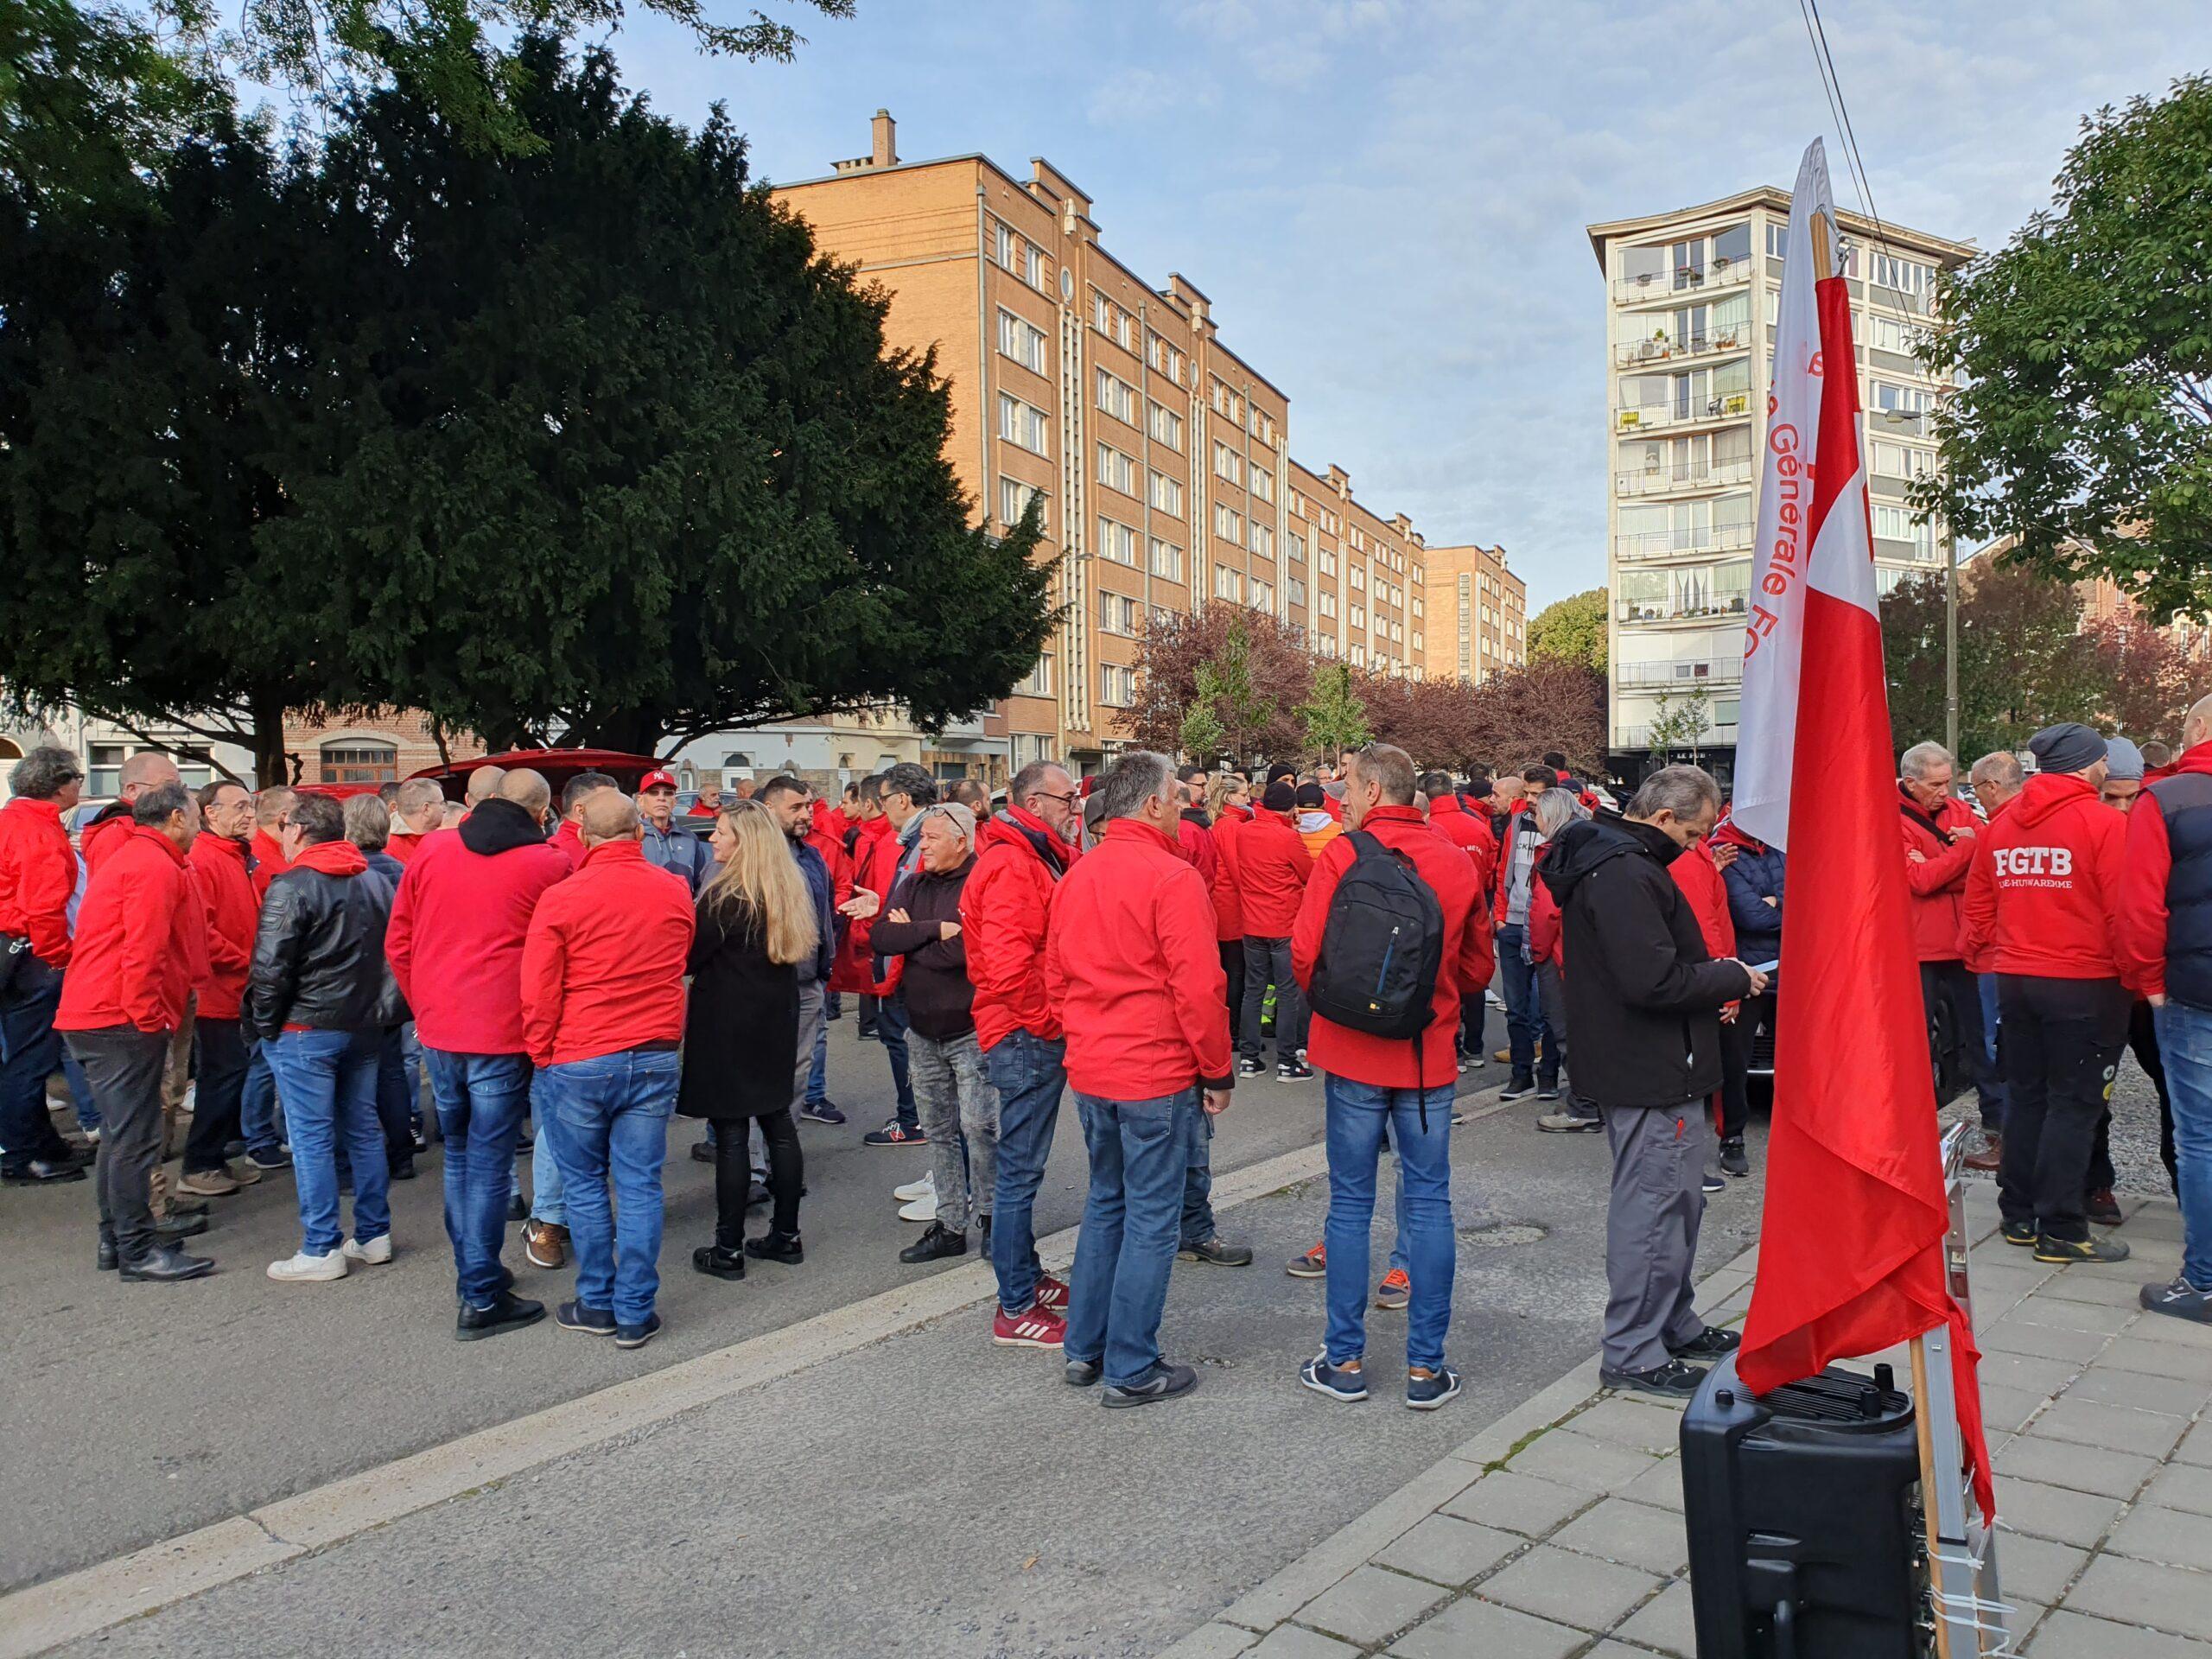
[
  {"x1": 1033, "y1": 1273, "x2": 1070, "y2": 1311},
  {"x1": 993, "y1": 1304, "x2": 1067, "y2": 1349}
]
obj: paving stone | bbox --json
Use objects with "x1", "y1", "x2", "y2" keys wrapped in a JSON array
[
  {"x1": 1983, "y1": 1318, "x2": 2114, "y2": 1363},
  {"x1": 2042, "y1": 1273, "x2": 2160, "y2": 1307},
  {"x1": 2064, "y1": 1365, "x2": 2211, "y2": 1418},
  {"x1": 2145, "y1": 1462, "x2": 2212, "y2": 1518},
  {"x1": 1980, "y1": 1382, "x2": 2050, "y2": 1434},
  {"x1": 1477, "y1": 1542, "x2": 1662, "y2": 1632},
  {"x1": 1617, "y1": 1455, "x2": 1688, "y2": 1515},
  {"x1": 1996, "y1": 1531, "x2": 2092, "y2": 1604},
  {"x1": 1441, "y1": 1470, "x2": 1592, "y2": 1537},
  {"x1": 1165, "y1": 1624, "x2": 1260, "y2": 1658},
  {"x1": 1249, "y1": 1628, "x2": 1360, "y2": 1659},
  {"x1": 1996, "y1": 1478, "x2": 2128, "y2": 1548},
  {"x1": 2026, "y1": 1607, "x2": 2212, "y2": 1657},
  {"x1": 1384, "y1": 1595, "x2": 1586, "y2": 1659},
  {"x1": 1551, "y1": 1496, "x2": 1690, "y2": 1576},
  {"x1": 2014, "y1": 1296, "x2": 2141, "y2": 1337},
  {"x1": 1294, "y1": 1567, "x2": 1450, "y2": 1647},
  {"x1": 2101, "y1": 1338, "x2": 2212, "y2": 1382},
  {"x1": 2107, "y1": 1504, "x2": 2212, "y2": 1573},
  {"x1": 2178, "y1": 1421, "x2": 2212, "y2": 1468},
  {"x1": 1565, "y1": 1396, "x2": 1687, "y2": 1456},
  {"x1": 2128, "y1": 1309, "x2": 2212, "y2": 1349},
  {"x1": 1996, "y1": 1434, "x2": 2158, "y2": 1499},
  {"x1": 1506, "y1": 1430, "x2": 1661, "y2": 1494},
  {"x1": 1613, "y1": 1578, "x2": 1697, "y2": 1656},
  {"x1": 2062, "y1": 1551, "x2": 2212, "y2": 1641},
  {"x1": 2030, "y1": 1398, "x2": 2192, "y2": 1459},
  {"x1": 1374, "y1": 1516, "x2": 1523, "y2": 1587},
  {"x1": 1981, "y1": 1349, "x2": 2086, "y2": 1396}
]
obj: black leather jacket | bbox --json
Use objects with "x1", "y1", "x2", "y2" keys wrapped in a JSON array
[{"x1": 245, "y1": 853, "x2": 409, "y2": 1038}]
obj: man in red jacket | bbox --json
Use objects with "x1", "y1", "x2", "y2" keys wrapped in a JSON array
[
  {"x1": 57, "y1": 783, "x2": 213, "y2": 1281},
  {"x1": 965, "y1": 760, "x2": 1079, "y2": 1346},
  {"x1": 798, "y1": 795, "x2": 857, "y2": 1125},
  {"x1": 80, "y1": 750, "x2": 181, "y2": 875},
  {"x1": 385, "y1": 779, "x2": 446, "y2": 867},
  {"x1": 1210, "y1": 773, "x2": 1253, "y2": 1026},
  {"x1": 249, "y1": 786, "x2": 295, "y2": 899},
  {"x1": 1046, "y1": 752, "x2": 1232, "y2": 1405},
  {"x1": 1291, "y1": 744, "x2": 1490, "y2": 1410},
  {"x1": 1962, "y1": 724, "x2": 2130, "y2": 1264},
  {"x1": 175, "y1": 781, "x2": 264, "y2": 1198},
  {"x1": 1, "y1": 747, "x2": 91, "y2": 1185},
  {"x1": 1899, "y1": 741, "x2": 1997, "y2": 1131},
  {"x1": 521, "y1": 791, "x2": 695, "y2": 1351},
  {"x1": 1670, "y1": 836, "x2": 1744, "y2": 1189},
  {"x1": 1234, "y1": 779, "x2": 1316, "y2": 1080},
  {"x1": 1423, "y1": 769, "x2": 1498, "y2": 1075},
  {"x1": 387, "y1": 767, "x2": 569, "y2": 1340}
]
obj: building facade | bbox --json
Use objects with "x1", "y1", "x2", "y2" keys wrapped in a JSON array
[
  {"x1": 1587, "y1": 188, "x2": 1974, "y2": 776},
  {"x1": 1417, "y1": 543, "x2": 1527, "y2": 684},
  {"x1": 282, "y1": 709, "x2": 485, "y2": 787}
]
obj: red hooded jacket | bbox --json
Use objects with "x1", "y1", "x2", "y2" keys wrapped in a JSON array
[
  {"x1": 81, "y1": 808, "x2": 134, "y2": 876},
  {"x1": 805, "y1": 799, "x2": 855, "y2": 912},
  {"x1": 188, "y1": 830, "x2": 259, "y2": 1020},
  {"x1": 1899, "y1": 786, "x2": 1980, "y2": 962},
  {"x1": 1427, "y1": 791, "x2": 1497, "y2": 892},
  {"x1": 550, "y1": 818, "x2": 586, "y2": 872},
  {"x1": 2117, "y1": 741, "x2": 2212, "y2": 997},
  {"x1": 1233, "y1": 808, "x2": 1315, "y2": 936},
  {"x1": 1291, "y1": 804, "x2": 1492, "y2": 1089},
  {"x1": 1962, "y1": 772, "x2": 2124, "y2": 979},
  {"x1": 829, "y1": 815, "x2": 897, "y2": 994},
  {"x1": 961, "y1": 807, "x2": 1071, "y2": 1050},
  {"x1": 251, "y1": 828, "x2": 291, "y2": 900},
  {"x1": 1175, "y1": 809, "x2": 1218, "y2": 887},
  {"x1": 0, "y1": 795, "x2": 77, "y2": 966},
  {"x1": 1209, "y1": 803, "x2": 1250, "y2": 942},
  {"x1": 1527, "y1": 841, "x2": 1564, "y2": 966},
  {"x1": 1669, "y1": 842, "x2": 1738, "y2": 963},
  {"x1": 1044, "y1": 817, "x2": 1231, "y2": 1097},
  {"x1": 519, "y1": 840, "x2": 695, "y2": 1066},
  {"x1": 55, "y1": 825, "x2": 202, "y2": 1034}
]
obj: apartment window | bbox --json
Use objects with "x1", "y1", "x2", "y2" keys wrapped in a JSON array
[
  {"x1": 1022, "y1": 243, "x2": 1046, "y2": 289},
  {"x1": 1351, "y1": 644, "x2": 1367, "y2": 667},
  {"x1": 1870, "y1": 252, "x2": 1933, "y2": 296},
  {"x1": 1251, "y1": 578, "x2": 1275, "y2": 612},
  {"x1": 1250, "y1": 521, "x2": 1273, "y2": 558},
  {"x1": 1350, "y1": 564, "x2": 1366, "y2": 592},
  {"x1": 1147, "y1": 334, "x2": 1185, "y2": 385},
  {"x1": 1411, "y1": 629, "x2": 1423, "y2": 653},
  {"x1": 999, "y1": 308, "x2": 1048, "y2": 374},
  {"x1": 998, "y1": 393, "x2": 1049, "y2": 456},
  {"x1": 1212, "y1": 442, "x2": 1243, "y2": 486},
  {"x1": 1095, "y1": 368, "x2": 1136, "y2": 424},
  {"x1": 1096, "y1": 516, "x2": 1139, "y2": 567},
  {"x1": 1873, "y1": 503, "x2": 1936, "y2": 557},
  {"x1": 1146, "y1": 470, "x2": 1183, "y2": 517},
  {"x1": 1093, "y1": 294, "x2": 1111, "y2": 334},
  {"x1": 1101, "y1": 591, "x2": 1141, "y2": 636},
  {"x1": 1351, "y1": 605, "x2": 1367, "y2": 630},
  {"x1": 1390, "y1": 621, "x2": 1403, "y2": 644},
  {"x1": 1146, "y1": 400, "x2": 1184, "y2": 451},
  {"x1": 1148, "y1": 537, "x2": 1184, "y2": 581},
  {"x1": 1410, "y1": 563, "x2": 1422, "y2": 587},
  {"x1": 1319, "y1": 549, "x2": 1338, "y2": 578},
  {"x1": 1873, "y1": 381, "x2": 1936, "y2": 416},
  {"x1": 1250, "y1": 464, "x2": 1274, "y2": 503},
  {"x1": 1095, "y1": 443, "x2": 1137, "y2": 496},
  {"x1": 1765, "y1": 221, "x2": 1787, "y2": 260},
  {"x1": 86, "y1": 743, "x2": 126, "y2": 798},
  {"x1": 1866, "y1": 314, "x2": 1929, "y2": 356},
  {"x1": 994, "y1": 221, "x2": 1016, "y2": 270},
  {"x1": 1411, "y1": 595, "x2": 1424, "y2": 619},
  {"x1": 1018, "y1": 653, "x2": 1054, "y2": 698},
  {"x1": 1100, "y1": 664, "x2": 1136, "y2": 708},
  {"x1": 1212, "y1": 564, "x2": 1243, "y2": 603},
  {"x1": 1870, "y1": 438, "x2": 1936, "y2": 480},
  {"x1": 1287, "y1": 531, "x2": 1306, "y2": 565},
  {"x1": 1287, "y1": 577, "x2": 1306, "y2": 607},
  {"x1": 999, "y1": 477, "x2": 1047, "y2": 530},
  {"x1": 1213, "y1": 504, "x2": 1245, "y2": 545},
  {"x1": 1319, "y1": 591, "x2": 1338, "y2": 620},
  {"x1": 324, "y1": 742, "x2": 397, "y2": 785}
]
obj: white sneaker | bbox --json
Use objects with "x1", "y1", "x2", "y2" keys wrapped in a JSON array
[
  {"x1": 899, "y1": 1193, "x2": 938, "y2": 1224},
  {"x1": 341, "y1": 1233, "x2": 392, "y2": 1265},
  {"x1": 268, "y1": 1248, "x2": 347, "y2": 1281},
  {"x1": 893, "y1": 1172, "x2": 936, "y2": 1205}
]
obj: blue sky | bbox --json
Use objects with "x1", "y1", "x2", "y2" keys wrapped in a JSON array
[{"x1": 607, "y1": 0, "x2": 2212, "y2": 612}]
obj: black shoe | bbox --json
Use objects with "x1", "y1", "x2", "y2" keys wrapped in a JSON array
[
  {"x1": 1066, "y1": 1357, "x2": 1103, "y2": 1388},
  {"x1": 97, "y1": 1229, "x2": 118, "y2": 1272},
  {"x1": 3, "y1": 1156, "x2": 87, "y2": 1185},
  {"x1": 1701, "y1": 1169, "x2": 1726, "y2": 1195},
  {"x1": 556, "y1": 1299, "x2": 616, "y2": 1336},
  {"x1": 505, "y1": 1193, "x2": 527, "y2": 1223},
  {"x1": 1669, "y1": 1326, "x2": 1742, "y2": 1359},
  {"x1": 1600, "y1": 1359, "x2": 1706, "y2": 1398},
  {"x1": 1719, "y1": 1137, "x2": 1750, "y2": 1178},
  {"x1": 410, "y1": 1128, "x2": 429, "y2": 1154},
  {"x1": 1236, "y1": 1057, "x2": 1266, "y2": 1077},
  {"x1": 1499, "y1": 1077, "x2": 1537, "y2": 1102},
  {"x1": 118, "y1": 1243, "x2": 216, "y2": 1282},
  {"x1": 899, "y1": 1221, "x2": 969, "y2": 1264},
  {"x1": 514, "y1": 1130, "x2": 533, "y2": 1152},
  {"x1": 1102, "y1": 1362, "x2": 1199, "y2": 1409},
  {"x1": 457, "y1": 1291, "x2": 545, "y2": 1341},
  {"x1": 2035, "y1": 1233, "x2": 2129, "y2": 1264},
  {"x1": 857, "y1": 1020, "x2": 879, "y2": 1039},
  {"x1": 690, "y1": 1140, "x2": 715, "y2": 1163},
  {"x1": 165, "y1": 1196, "x2": 209, "y2": 1217},
  {"x1": 245, "y1": 1147, "x2": 291, "y2": 1173},
  {"x1": 389, "y1": 1158, "x2": 416, "y2": 1182},
  {"x1": 745, "y1": 1230, "x2": 804, "y2": 1266},
  {"x1": 1178, "y1": 1236, "x2": 1255, "y2": 1266},
  {"x1": 155, "y1": 1213, "x2": 209, "y2": 1241},
  {"x1": 692, "y1": 1244, "x2": 747, "y2": 1281},
  {"x1": 1535, "y1": 1081, "x2": 1560, "y2": 1101},
  {"x1": 1277, "y1": 1059, "x2": 1314, "y2": 1082},
  {"x1": 614, "y1": 1312, "x2": 663, "y2": 1351},
  {"x1": 2000, "y1": 1218, "x2": 2037, "y2": 1247},
  {"x1": 2140, "y1": 1276, "x2": 2212, "y2": 1324},
  {"x1": 979, "y1": 1214, "x2": 992, "y2": 1247},
  {"x1": 2085, "y1": 1187, "x2": 2123, "y2": 1227}
]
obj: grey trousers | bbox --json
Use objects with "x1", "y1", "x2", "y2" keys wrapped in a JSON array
[
  {"x1": 67, "y1": 1027, "x2": 171, "y2": 1260},
  {"x1": 1600, "y1": 1100, "x2": 1711, "y2": 1372},
  {"x1": 757, "y1": 982, "x2": 826, "y2": 1179},
  {"x1": 1240, "y1": 935, "x2": 1306, "y2": 1062},
  {"x1": 910, "y1": 1027, "x2": 998, "y2": 1234}
]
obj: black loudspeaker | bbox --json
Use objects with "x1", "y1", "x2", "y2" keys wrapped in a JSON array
[{"x1": 1681, "y1": 1354, "x2": 1929, "y2": 1657}]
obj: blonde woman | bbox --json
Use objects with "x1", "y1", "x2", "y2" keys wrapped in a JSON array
[{"x1": 681, "y1": 798, "x2": 821, "y2": 1281}]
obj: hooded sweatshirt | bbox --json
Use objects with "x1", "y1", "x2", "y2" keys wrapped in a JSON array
[{"x1": 1961, "y1": 771, "x2": 2125, "y2": 979}]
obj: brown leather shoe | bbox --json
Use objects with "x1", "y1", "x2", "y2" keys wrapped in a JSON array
[
  {"x1": 524, "y1": 1219, "x2": 569, "y2": 1270},
  {"x1": 1963, "y1": 1135, "x2": 2001, "y2": 1173},
  {"x1": 176, "y1": 1166, "x2": 240, "y2": 1198}
]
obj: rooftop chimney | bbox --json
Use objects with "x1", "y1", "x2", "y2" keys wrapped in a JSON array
[{"x1": 871, "y1": 109, "x2": 898, "y2": 169}]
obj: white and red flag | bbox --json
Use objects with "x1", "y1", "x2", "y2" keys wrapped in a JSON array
[{"x1": 1732, "y1": 140, "x2": 1993, "y2": 1516}]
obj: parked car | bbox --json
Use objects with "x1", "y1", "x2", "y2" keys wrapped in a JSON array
[{"x1": 1745, "y1": 969, "x2": 1973, "y2": 1107}]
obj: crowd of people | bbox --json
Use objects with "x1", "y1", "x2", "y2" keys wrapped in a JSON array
[{"x1": 2, "y1": 707, "x2": 2207, "y2": 1410}]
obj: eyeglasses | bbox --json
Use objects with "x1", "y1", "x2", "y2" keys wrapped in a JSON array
[{"x1": 1033, "y1": 789, "x2": 1078, "y2": 806}]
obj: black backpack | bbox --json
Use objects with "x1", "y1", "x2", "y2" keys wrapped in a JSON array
[{"x1": 1308, "y1": 830, "x2": 1445, "y2": 1042}]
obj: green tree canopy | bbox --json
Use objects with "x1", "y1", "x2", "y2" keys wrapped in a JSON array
[
  {"x1": 1528, "y1": 588, "x2": 1608, "y2": 672},
  {"x1": 1297, "y1": 660, "x2": 1373, "y2": 760},
  {"x1": 1921, "y1": 73, "x2": 2212, "y2": 613}
]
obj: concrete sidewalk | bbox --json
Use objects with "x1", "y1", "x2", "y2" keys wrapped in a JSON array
[{"x1": 1166, "y1": 1185, "x2": 2212, "y2": 1659}]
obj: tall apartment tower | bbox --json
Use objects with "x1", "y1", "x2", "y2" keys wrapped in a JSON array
[
  {"x1": 1417, "y1": 543, "x2": 1526, "y2": 684},
  {"x1": 1586, "y1": 188, "x2": 1974, "y2": 779}
]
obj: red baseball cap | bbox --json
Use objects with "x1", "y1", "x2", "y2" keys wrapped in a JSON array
[{"x1": 639, "y1": 770, "x2": 677, "y2": 791}]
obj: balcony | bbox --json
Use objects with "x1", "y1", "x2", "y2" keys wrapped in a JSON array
[
  {"x1": 1617, "y1": 594, "x2": 1749, "y2": 624},
  {"x1": 1615, "y1": 722, "x2": 1741, "y2": 749},
  {"x1": 1613, "y1": 325, "x2": 1755, "y2": 369},
  {"x1": 1615, "y1": 458, "x2": 1754, "y2": 497},
  {"x1": 1614, "y1": 658, "x2": 1745, "y2": 689},
  {"x1": 1611, "y1": 257, "x2": 1755, "y2": 307},
  {"x1": 1613, "y1": 392, "x2": 1754, "y2": 435},
  {"x1": 1614, "y1": 524, "x2": 1754, "y2": 563}
]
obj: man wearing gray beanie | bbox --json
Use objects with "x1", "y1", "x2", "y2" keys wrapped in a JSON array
[
  {"x1": 2103, "y1": 736, "x2": 2146, "y2": 813},
  {"x1": 1961, "y1": 722, "x2": 2132, "y2": 1263}
]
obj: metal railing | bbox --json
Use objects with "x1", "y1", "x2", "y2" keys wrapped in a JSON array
[
  {"x1": 1611, "y1": 258, "x2": 1755, "y2": 305},
  {"x1": 1615, "y1": 458, "x2": 1755, "y2": 496},
  {"x1": 1615, "y1": 721, "x2": 1742, "y2": 748},
  {"x1": 1614, "y1": 524, "x2": 1755, "y2": 562},
  {"x1": 1613, "y1": 658, "x2": 1745, "y2": 688},
  {"x1": 1613, "y1": 326, "x2": 1755, "y2": 369},
  {"x1": 1617, "y1": 594, "x2": 1751, "y2": 623},
  {"x1": 1613, "y1": 392, "x2": 1754, "y2": 434}
]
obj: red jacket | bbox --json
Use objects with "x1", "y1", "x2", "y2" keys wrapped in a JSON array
[
  {"x1": 2117, "y1": 742, "x2": 2212, "y2": 997},
  {"x1": 962, "y1": 807, "x2": 1070, "y2": 1049},
  {"x1": 188, "y1": 831, "x2": 259, "y2": 1020},
  {"x1": 1234, "y1": 809, "x2": 1315, "y2": 935},
  {"x1": 1175, "y1": 810, "x2": 1218, "y2": 888},
  {"x1": 1209, "y1": 804, "x2": 1250, "y2": 942},
  {"x1": 1044, "y1": 817, "x2": 1230, "y2": 1097},
  {"x1": 81, "y1": 808, "x2": 134, "y2": 875},
  {"x1": 251, "y1": 828, "x2": 291, "y2": 900},
  {"x1": 1962, "y1": 772, "x2": 2124, "y2": 979},
  {"x1": 0, "y1": 795, "x2": 77, "y2": 966},
  {"x1": 829, "y1": 815, "x2": 897, "y2": 993},
  {"x1": 1292, "y1": 804, "x2": 1491, "y2": 1088},
  {"x1": 519, "y1": 841, "x2": 693, "y2": 1066},
  {"x1": 385, "y1": 814, "x2": 571, "y2": 1055},
  {"x1": 386, "y1": 832, "x2": 425, "y2": 867},
  {"x1": 1427, "y1": 792, "x2": 1497, "y2": 892},
  {"x1": 1669, "y1": 842, "x2": 1738, "y2": 962},
  {"x1": 55, "y1": 826, "x2": 201, "y2": 1034},
  {"x1": 550, "y1": 818, "x2": 586, "y2": 872},
  {"x1": 1527, "y1": 842, "x2": 1564, "y2": 966},
  {"x1": 805, "y1": 800, "x2": 855, "y2": 912},
  {"x1": 1899, "y1": 787, "x2": 1979, "y2": 962}
]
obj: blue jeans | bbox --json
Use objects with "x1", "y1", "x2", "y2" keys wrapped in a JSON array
[
  {"x1": 1065, "y1": 1087, "x2": 1196, "y2": 1388},
  {"x1": 1496, "y1": 925, "x2": 1550, "y2": 1081},
  {"x1": 878, "y1": 991, "x2": 916, "y2": 1128},
  {"x1": 2153, "y1": 1003, "x2": 2212, "y2": 1289},
  {"x1": 1324, "y1": 1076, "x2": 1457, "y2": 1372},
  {"x1": 805, "y1": 1002, "x2": 830, "y2": 1107},
  {"x1": 264, "y1": 1027, "x2": 389, "y2": 1256},
  {"x1": 986, "y1": 1031, "x2": 1065, "y2": 1314},
  {"x1": 530, "y1": 1069, "x2": 566, "y2": 1225},
  {"x1": 240, "y1": 1031, "x2": 283, "y2": 1160},
  {"x1": 0, "y1": 971, "x2": 65, "y2": 1167},
  {"x1": 424, "y1": 1048, "x2": 533, "y2": 1307},
  {"x1": 539, "y1": 1047, "x2": 679, "y2": 1325},
  {"x1": 373, "y1": 1028, "x2": 412, "y2": 1169},
  {"x1": 1978, "y1": 974, "x2": 2007, "y2": 1129},
  {"x1": 63, "y1": 1052, "x2": 99, "y2": 1133},
  {"x1": 1180, "y1": 1109, "x2": 1219, "y2": 1249},
  {"x1": 400, "y1": 1021, "x2": 423, "y2": 1130}
]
